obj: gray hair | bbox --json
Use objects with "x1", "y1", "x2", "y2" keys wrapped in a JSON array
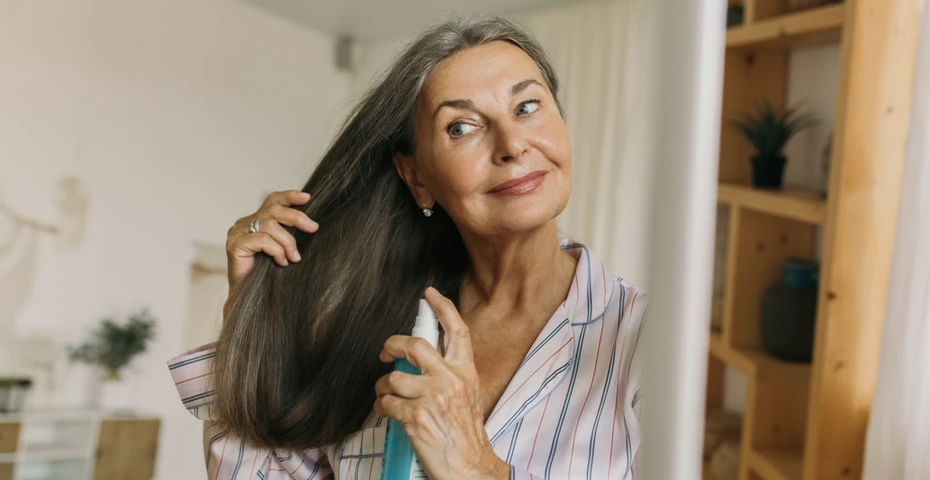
[{"x1": 213, "y1": 15, "x2": 565, "y2": 449}]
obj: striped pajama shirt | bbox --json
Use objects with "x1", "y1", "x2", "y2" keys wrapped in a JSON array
[{"x1": 168, "y1": 240, "x2": 648, "y2": 479}]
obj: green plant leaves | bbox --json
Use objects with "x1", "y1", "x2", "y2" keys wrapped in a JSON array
[
  {"x1": 729, "y1": 99, "x2": 819, "y2": 159},
  {"x1": 67, "y1": 308, "x2": 157, "y2": 377}
]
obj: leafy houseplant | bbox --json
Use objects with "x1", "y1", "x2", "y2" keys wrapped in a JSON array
[
  {"x1": 68, "y1": 308, "x2": 157, "y2": 381},
  {"x1": 731, "y1": 100, "x2": 819, "y2": 189}
]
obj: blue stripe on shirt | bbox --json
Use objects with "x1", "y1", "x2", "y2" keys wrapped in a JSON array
[
  {"x1": 181, "y1": 390, "x2": 215, "y2": 403},
  {"x1": 490, "y1": 360, "x2": 573, "y2": 444},
  {"x1": 168, "y1": 352, "x2": 216, "y2": 370},
  {"x1": 517, "y1": 319, "x2": 570, "y2": 371},
  {"x1": 588, "y1": 283, "x2": 626, "y2": 478},
  {"x1": 546, "y1": 255, "x2": 593, "y2": 477}
]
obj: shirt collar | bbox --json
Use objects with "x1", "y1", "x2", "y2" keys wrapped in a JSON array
[
  {"x1": 482, "y1": 240, "x2": 615, "y2": 443},
  {"x1": 559, "y1": 239, "x2": 615, "y2": 325}
]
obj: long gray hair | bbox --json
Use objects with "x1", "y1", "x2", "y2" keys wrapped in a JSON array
[{"x1": 214, "y1": 15, "x2": 564, "y2": 449}]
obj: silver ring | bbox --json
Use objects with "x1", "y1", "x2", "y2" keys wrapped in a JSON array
[{"x1": 248, "y1": 218, "x2": 261, "y2": 234}]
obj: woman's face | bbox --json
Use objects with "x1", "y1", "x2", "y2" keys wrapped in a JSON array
[{"x1": 395, "y1": 40, "x2": 572, "y2": 238}]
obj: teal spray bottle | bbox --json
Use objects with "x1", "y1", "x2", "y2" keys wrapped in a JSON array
[{"x1": 380, "y1": 299, "x2": 439, "y2": 480}]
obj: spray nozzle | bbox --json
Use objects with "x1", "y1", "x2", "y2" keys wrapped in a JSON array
[{"x1": 412, "y1": 299, "x2": 440, "y2": 349}]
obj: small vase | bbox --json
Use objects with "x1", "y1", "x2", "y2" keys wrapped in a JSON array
[
  {"x1": 751, "y1": 155, "x2": 787, "y2": 189},
  {"x1": 761, "y1": 260, "x2": 819, "y2": 362},
  {"x1": 57, "y1": 363, "x2": 101, "y2": 410},
  {"x1": 99, "y1": 371, "x2": 132, "y2": 411}
]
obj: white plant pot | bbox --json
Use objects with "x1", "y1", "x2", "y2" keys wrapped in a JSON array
[
  {"x1": 56, "y1": 363, "x2": 102, "y2": 410},
  {"x1": 99, "y1": 377, "x2": 133, "y2": 411}
]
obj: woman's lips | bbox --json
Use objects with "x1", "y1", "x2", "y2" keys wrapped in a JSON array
[{"x1": 488, "y1": 170, "x2": 548, "y2": 196}]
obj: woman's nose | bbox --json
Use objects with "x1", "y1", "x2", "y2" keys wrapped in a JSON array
[{"x1": 494, "y1": 122, "x2": 530, "y2": 163}]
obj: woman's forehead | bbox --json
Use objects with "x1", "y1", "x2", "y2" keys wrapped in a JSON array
[{"x1": 421, "y1": 42, "x2": 544, "y2": 112}]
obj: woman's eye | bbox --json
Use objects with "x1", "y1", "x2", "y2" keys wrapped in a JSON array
[
  {"x1": 446, "y1": 100, "x2": 539, "y2": 139},
  {"x1": 448, "y1": 122, "x2": 476, "y2": 138},
  {"x1": 517, "y1": 100, "x2": 540, "y2": 116}
]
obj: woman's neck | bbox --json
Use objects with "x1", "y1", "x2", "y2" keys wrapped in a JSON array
[{"x1": 457, "y1": 221, "x2": 576, "y2": 318}]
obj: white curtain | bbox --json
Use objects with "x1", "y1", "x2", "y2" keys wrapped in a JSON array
[
  {"x1": 520, "y1": 2, "x2": 724, "y2": 478},
  {"x1": 511, "y1": 0, "x2": 656, "y2": 286},
  {"x1": 863, "y1": 2, "x2": 930, "y2": 479}
]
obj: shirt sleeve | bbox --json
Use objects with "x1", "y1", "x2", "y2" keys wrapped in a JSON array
[
  {"x1": 168, "y1": 344, "x2": 334, "y2": 479},
  {"x1": 168, "y1": 343, "x2": 219, "y2": 421},
  {"x1": 625, "y1": 289, "x2": 649, "y2": 479}
]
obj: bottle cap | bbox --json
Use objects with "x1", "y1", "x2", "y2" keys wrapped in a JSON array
[{"x1": 412, "y1": 299, "x2": 440, "y2": 349}]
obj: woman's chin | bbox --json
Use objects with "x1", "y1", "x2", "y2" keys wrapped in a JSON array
[{"x1": 487, "y1": 204, "x2": 562, "y2": 235}]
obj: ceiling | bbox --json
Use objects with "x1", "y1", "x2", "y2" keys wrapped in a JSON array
[{"x1": 241, "y1": 0, "x2": 587, "y2": 41}]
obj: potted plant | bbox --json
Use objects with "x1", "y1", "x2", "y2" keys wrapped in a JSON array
[
  {"x1": 727, "y1": 4, "x2": 744, "y2": 28},
  {"x1": 66, "y1": 308, "x2": 156, "y2": 409},
  {"x1": 731, "y1": 100, "x2": 818, "y2": 189}
]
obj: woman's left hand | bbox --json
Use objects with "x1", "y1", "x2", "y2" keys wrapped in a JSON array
[{"x1": 374, "y1": 287, "x2": 510, "y2": 480}]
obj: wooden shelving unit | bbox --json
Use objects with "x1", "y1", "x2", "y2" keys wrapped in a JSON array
[
  {"x1": 704, "y1": 0, "x2": 920, "y2": 479},
  {"x1": 717, "y1": 183, "x2": 825, "y2": 225},
  {"x1": 747, "y1": 448, "x2": 804, "y2": 480},
  {"x1": 726, "y1": 3, "x2": 845, "y2": 49},
  {"x1": 709, "y1": 332, "x2": 810, "y2": 384}
]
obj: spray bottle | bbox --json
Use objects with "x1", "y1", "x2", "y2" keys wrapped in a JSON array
[{"x1": 381, "y1": 299, "x2": 439, "y2": 480}]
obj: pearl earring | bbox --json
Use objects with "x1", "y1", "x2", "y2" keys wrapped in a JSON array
[{"x1": 422, "y1": 203, "x2": 433, "y2": 217}]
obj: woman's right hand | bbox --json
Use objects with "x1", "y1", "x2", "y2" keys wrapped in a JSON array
[{"x1": 225, "y1": 190, "x2": 319, "y2": 290}]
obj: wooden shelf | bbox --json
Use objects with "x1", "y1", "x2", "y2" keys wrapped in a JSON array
[
  {"x1": 727, "y1": 3, "x2": 845, "y2": 49},
  {"x1": 708, "y1": 0, "x2": 916, "y2": 478},
  {"x1": 747, "y1": 447, "x2": 804, "y2": 480},
  {"x1": 0, "y1": 448, "x2": 89, "y2": 464},
  {"x1": 709, "y1": 332, "x2": 810, "y2": 384},
  {"x1": 718, "y1": 183, "x2": 826, "y2": 225}
]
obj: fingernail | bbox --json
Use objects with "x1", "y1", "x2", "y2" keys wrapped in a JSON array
[
  {"x1": 425, "y1": 287, "x2": 439, "y2": 298},
  {"x1": 294, "y1": 251, "x2": 301, "y2": 261}
]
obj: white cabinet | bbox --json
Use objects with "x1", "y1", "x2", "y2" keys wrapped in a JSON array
[{"x1": 0, "y1": 410, "x2": 159, "y2": 480}]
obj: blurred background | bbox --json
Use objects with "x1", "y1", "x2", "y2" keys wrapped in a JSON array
[{"x1": 0, "y1": 0, "x2": 926, "y2": 479}]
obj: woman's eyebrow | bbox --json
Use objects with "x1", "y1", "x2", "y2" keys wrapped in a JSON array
[{"x1": 431, "y1": 78, "x2": 542, "y2": 119}]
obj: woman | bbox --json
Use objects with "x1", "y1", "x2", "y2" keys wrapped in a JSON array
[{"x1": 168, "y1": 16, "x2": 647, "y2": 480}]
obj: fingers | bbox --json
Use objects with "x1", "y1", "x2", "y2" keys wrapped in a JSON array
[
  {"x1": 424, "y1": 287, "x2": 474, "y2": 365},
  {"x1": 262, "y1": 189, "x2": 311, "y2": 209},
  {"x1": 379, "y1": 335, "x2": 450, "y2": 376},
  {"x1": 266, "y1": 203, "x2": 319, "y2": 233},
  {"x1": 224, "y1": 190, "x2": 315, "y2": 289},
  {"x1": 252, "y1": 219, "x2": 302, "y2": 263},
  {"x1": 375, "y1": 392, "x2": 453, "y2": 428},
  {"x1": 374, "y1": 394, "x2": 419, "y2": 423},
  {"x1": 228, "y1": 191, "x2": 319, "y2": 263},
  {"x1": 374, "y1": 370, "x2": 428, "y2": 399},
  {"x1": 230, "y1": 231, "x2": 289, "y2": 267},
  {"x1": 374, "y1": 386, "x2": 449, "y2": 427}
]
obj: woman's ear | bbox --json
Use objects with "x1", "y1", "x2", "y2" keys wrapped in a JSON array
[{"x1": 393, "y1": 151, "x2": 434, "y2": 208}]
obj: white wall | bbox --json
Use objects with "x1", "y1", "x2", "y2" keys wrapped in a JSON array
[
  {"x1": 784, "y1": 45, "x2": 842, "y2": 191},
  {"x1": 0, "y1": 0, "x2": 353, "y2": 478}
]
